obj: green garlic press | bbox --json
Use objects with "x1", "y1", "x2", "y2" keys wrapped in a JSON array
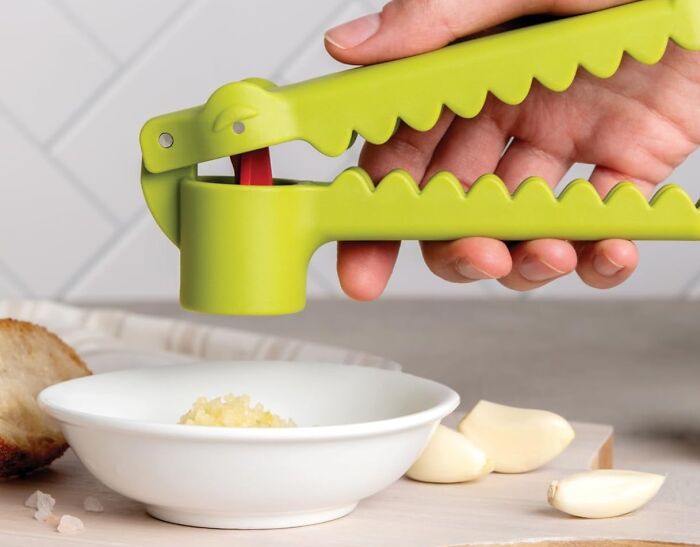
[{"x1": 140, "y1": 0, "x2": 700, "y2": 316}]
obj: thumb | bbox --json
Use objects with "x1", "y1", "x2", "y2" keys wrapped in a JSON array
[{"x1": 324, "y1": 0, "x2": 632, "y2": 65}]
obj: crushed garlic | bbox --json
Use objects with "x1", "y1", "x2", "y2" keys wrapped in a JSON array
[{"x1": 179, "y1": 394, "x2": 295, "y2": 428}]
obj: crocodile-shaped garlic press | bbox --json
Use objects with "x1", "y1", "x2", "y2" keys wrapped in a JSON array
[{"x1": 140, "y1": 0, "x2": 700, "y2": 315}]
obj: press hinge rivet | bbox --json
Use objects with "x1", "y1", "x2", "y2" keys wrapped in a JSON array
[{"x1": 158, "y1": 132, "x2": 174, "y2": 148}]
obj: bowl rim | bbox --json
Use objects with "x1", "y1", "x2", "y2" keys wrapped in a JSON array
[{"x1": 38, "y1": 361, "x2": 460, "y2": 442}]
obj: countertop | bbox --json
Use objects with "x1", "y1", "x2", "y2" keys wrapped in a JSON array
[{"x1": 106, "y1": 298, "x2": 700, "y2": 474}]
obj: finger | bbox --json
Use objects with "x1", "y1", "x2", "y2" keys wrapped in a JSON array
[
  {"x1": 360, "y1": 108, "x2": 455, "y2": 181},
  {"x1": 490, "y1": 138, "x2": 576, "y2": 290},
  {"x1": 588, "y1": 165, "x2": 657, "y2": 198},
  {"x1": 422, "y1": 100, "x2": 511, "y2": 185},
  {"x1": 420, "y1": 238, "x2": 512, "y2": 282},
  {"x1": 337, "y1": 241, "x2": 400, "y2": 300},
  {"x1": 495, "y1": 138, "x2": 574, "y2": 191},
  {"x1": 574, "y1": 239, "x2": 639, "y2": 289},
  {"x1": 499, "y1": 239, "x2": 578, "y2": 291},
  {"x1": 336, "y1": 111, "x2": 454, "y2": 300},
  {"x1": 419, "y1": 105, "x2": 514, "y2": 281},
  {"x1": 324, "y1": 0, "x2": 632, "y2": 65},
  {"x1": 574, "y1": 166, "x2": 653, "y2": 290}
]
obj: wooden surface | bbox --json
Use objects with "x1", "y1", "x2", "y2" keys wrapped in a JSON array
[{"x1": 0, "y1": 420, "x2": 697, "y2": 547}]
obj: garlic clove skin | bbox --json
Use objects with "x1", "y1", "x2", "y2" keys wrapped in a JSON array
[
  {"x1": 407, "y1": 424, "x2": 494, "y2": 484},
  {"x1": 457, "y1": 400, "x2": 575, "y2": 473},
  {"x1": 548, "y1": 469, "x2": 665, "y2": 519}
]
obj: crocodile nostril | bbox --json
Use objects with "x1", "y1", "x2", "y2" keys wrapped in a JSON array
[
  {"x1": 158, "y1": 132, "x2": 174, "y2": 148},
  {"x1": 232, "y1": 121, "x2": 245, "y2": 134}
]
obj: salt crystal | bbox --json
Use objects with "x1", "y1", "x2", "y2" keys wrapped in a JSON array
[
  {"x1": 24, "y1": 491, "x2": 38, "y2": 508},
  {"x1": 57, "y1": 515, "x2": 84, "y2": 534},
  {"x1": 34, "y1": 506, "x2": 53, "y2": 522},
  {"x1": 26, "y1": 490, "x2": 56, "y2": 522},
  {"x1": 35, "y1": 491, "x2": 56, "y2": 513},
  {"x1": 83, "y1": 496, "x2": 104, "y2": 512},
  {"x1": 25, "y1": 490, "x2": 54, "y2": 509}
]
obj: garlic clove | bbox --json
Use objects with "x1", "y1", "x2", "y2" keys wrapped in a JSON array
[
  {"x1": 457, "y1": 400, "x2": 575, "y2": 473},
  {"x1": 547, "y1": 469, "x2": 665, "y2": 519},
  {"x1": 407, "y1": 424, "x2": 494, "y2": 483}
]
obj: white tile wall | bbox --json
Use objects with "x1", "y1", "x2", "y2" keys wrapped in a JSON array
[
  {"x1": 58, "y1": 0, "x2": 188, "y2": 63},
  {"x1": 0, "y1": 115, "x2": 114, "y2": 295},
  {"x1": 1, "y1": 0, "x2": 700, "y2": 302},
  {"x1": 0, "y1": 0, "x2": 114, "y2": 143}
]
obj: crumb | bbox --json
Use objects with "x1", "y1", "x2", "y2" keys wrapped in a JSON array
[
  {"x1": 83, "y1": 496, "x2": 103, "y2": 512},
  {"x1": 57, "y1": 514, "x2": 84, "y2": 534},
  {"x1": 45, "y1": 514, "x2": 60, "y2": 526}
]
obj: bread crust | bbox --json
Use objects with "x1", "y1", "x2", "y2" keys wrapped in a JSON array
[
  {"x1": 0, "y1": 437, "x2": 68, "y2": 478},
  {"x1": 0, "y1": 318, "x2": 90, "y2": 478},
  {"x1": 0, "y1": 318, "x2": 90, "y2": 375}
]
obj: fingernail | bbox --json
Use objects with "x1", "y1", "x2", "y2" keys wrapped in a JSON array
[
  {"x1": 519, "y1": 256, "x2": 566, "y2": 282},
  {"x1": 456, "y1": 260, "x2": 495, "y2": 281},
  {"x1": 325, "y1": 13, "x2": 381, "y2": 49},
  {"x1": 593, "y1": 254, "x2": 624, "y2": 277}
]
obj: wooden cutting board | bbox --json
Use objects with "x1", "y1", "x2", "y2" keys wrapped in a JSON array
[{"x1": 0, "y1": 419, "x2": 698, "y2": 547}]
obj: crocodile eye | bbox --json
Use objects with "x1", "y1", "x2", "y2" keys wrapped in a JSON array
[
  {"x1": 232, "y1": 121, "x2": 245, "y2": 134},
  {"x1": 158, "y1": 132, "x2": 174, "y2": 148}
]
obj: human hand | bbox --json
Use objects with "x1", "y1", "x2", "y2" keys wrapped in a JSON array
[{"x1": 324, "y1": 0, "x2": 700, "y2": 299}]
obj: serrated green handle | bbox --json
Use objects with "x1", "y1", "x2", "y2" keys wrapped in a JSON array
[
  {"x1": 140, "y1": 0, "x2": 699, "y2": 174},
  {"x1": 178, "y1": 171, "x2": 700, "y2": 315}
]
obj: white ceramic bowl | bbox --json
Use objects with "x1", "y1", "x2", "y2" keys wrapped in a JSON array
[{"x1": 39, "y1": 361, "x2": 459, "y2": 529}]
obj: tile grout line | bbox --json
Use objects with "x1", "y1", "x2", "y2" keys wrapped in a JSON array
[
  {"x1": 46, "y1": 0, "x2": 196, "y2": 152},
  {"x1": 268, "y1": 1, "x2": 356, "y2": 83},
  {"x1": 0, "y1": 101, "x2": 120, "y2": 226},
  {"x1": 56, "y1": 209, "x2": 149, "y2": 299},
  {"x1": 0, "y1": 260, "x2": 34, "y2": 298},
  {"x1": 53, "y1": 0, "x2": 123, "y2": 67}
]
